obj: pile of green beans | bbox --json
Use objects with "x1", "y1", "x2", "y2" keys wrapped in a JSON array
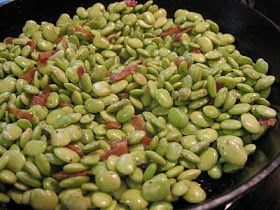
[{"x1": 0, "y1": 0, "x2": 277, "y2": 209}]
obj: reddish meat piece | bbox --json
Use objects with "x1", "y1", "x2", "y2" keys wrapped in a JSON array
[
  {"x1": 106, "y1": 121, "x2": 121, "y2": 129},
  {"x1": 19, "y1": 68, "x2": 36, "y2": 83},
  {"x1": 7, "y1": 107, "x2": 33, "y2": 120}
]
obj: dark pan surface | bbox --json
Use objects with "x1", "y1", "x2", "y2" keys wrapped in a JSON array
[{"x1": 0, "y1": 0, "x2": 280, "y2": 209}]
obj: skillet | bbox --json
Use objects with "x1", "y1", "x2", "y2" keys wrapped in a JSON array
[{"x1": 0, "y1": 0, "x2": 280, "y2": 209}]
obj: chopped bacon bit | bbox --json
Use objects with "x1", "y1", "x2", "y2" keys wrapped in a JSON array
[
  {"x1": 31, "y1": 86, "x2": 51, "y2": 106},
  {"x1": 131, "y1": 116, "x2": 146, "y2": 131},
  {"x1": 106, "y1": 72, "x2": 112, "y2": 77},
  {"x1": 174, "y1": 58, "x2": 183, "y2": 67},
  {"x1": 38, "y1": 50, "x2": 57, "y2": 64},
  {"x1": 110, "y1": 64, "x2": 138, "y2": 81},
  {"x1": 174, "y1": 27, "x2": 193, "y2": 42},
  {"x1": 117, "y1": 92, "x2": 129, "y2": 99},
  {"x1": 19, "y1": 68, "x2": 36, "y2": 83},
  {"x1": 3, "y1": 37, "x2": 14, "y2": 44},
  {"x1": 77, "y1": 66, "x2": 85, "y2": 78},
  {"x1": 139, "y1": 58, "x2": 146, "y2": 66},
  {"x1": 53, "y1": 170, "x2": 91, "y2": 179},
  {"x1": 259, "y1": 118, "x2": 277, "y2": 127},
  {"x1": 142, "y1": 135, "x2": 152, "y2": 146},
  {"x1": 192, "y1": 48, "x2": 201, "y2": 54},
  {"x1": 101, "y1": 139, "x2": 128, "y2": 160},
  {"x1": 66, "y1": 144, "x2": 84, "y2": 157},
  {"x1": 161, "y1": 26, "x2": 181, "y2": 37},
  {"x1": 59, "y1": 102, "x2": 74, "y2": 108},
  {"x1": 7, "y1": 107, "x2": 33, "y2": 121},
  {"x1": 107, "y1": 33, "x2": 116, "y2": 44},
  {"x1": 174, "y1": 58, "x2": 192, "y2": 68},
  {"x1": 125, "y1": 0, "x2": 137, "y2": 7},
  {"x1": 62, "y1": 38, "x2": 69, "y2": 49},
  {"x1": 106, "y1": 121, "x2": 121, "y2": 129},
  {"x1": 216, "y1": 82, "x2": 225, "y2": 91},
  {"x1": 174, "y1": 32, "x2": 184, "y2": 43},
  {"x1": 47, "y1": 140, "x2": 51, "y2": 145},
  {"x1": 26, "y1": 40, "x2": 36, "y2": 52},
  {"x1": 71, "y1": 26, "x2": 93, "y2": 40}
]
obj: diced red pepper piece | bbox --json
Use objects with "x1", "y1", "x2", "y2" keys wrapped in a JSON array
[
  {"x1": 192, "y1": 48, "x2": 201, "y2": 54},
  {"x1": 71, "y1": 27, "x2": 93, "y2": 40},
  {"x1": 117, "y1": 92, "x2": 129, "y2": 99},
  {"x1": 259, "y1": 118, "x2": 277, "y2": 127},
  {"x1": 216, "y1": 82, "x2": 225, "y2": 91},
  {"x1": 7, "y1": 107, "x2": 33, "y2": 121},
  {"x1": 131, "y1": 116, "x2": 146, "y2": 131},
  {"x1": 66, "y1": 144, "x2": 84, "y2": 157},
  {"x1": 26, "y1": 40, "x2": 36, "y2": 52},
  {"x1": 59, "y1": 102, "x2": 74, "y2": 108},
  {"x1": 38, "y1": 50, "x2": 57, "y2": 64},
  {"x1": 52, "y1": 170, "x2": 91, "y2": 179},
  {"x1": 101, "y1": 139, "x2": 128, "y2": 160},
  {"x1": 19, "y1": 68, "x2": 36, "y2": 83},
  {"x1": 125, "y1": 0, "x2": 137, "y2": 7},
  {"x1": 31, "y1": 86, "x2": 51, "y2": 106},
  {"x1": 142, "y1": 135, "x2": 152, "y2": 146},
  {"x1": 110, "y1": 64, "x2": 138, "y2": 81},
  {"x1": 106, "y1": 121, "x2": 121, "y2": 129},
  {"x1": 77, "y1": 66, "x2": 85, "y2": 78},
  {"x1": 161, "y1": 26, "x2": 181, "y2": 37},
  {"x1": 3, "y1": 37, "x2": 14, "y2": 44}
]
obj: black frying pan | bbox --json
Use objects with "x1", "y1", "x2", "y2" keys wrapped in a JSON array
[{"x1": 0, "y1": 0, "x2": 280, "y2": 209}]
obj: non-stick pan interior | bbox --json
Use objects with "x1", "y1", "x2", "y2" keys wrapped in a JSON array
[{"x1": 1, "y1": 0, "x2": 280, "y2": 209}]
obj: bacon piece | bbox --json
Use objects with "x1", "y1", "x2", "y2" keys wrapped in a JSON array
[
  {"x1": 216, "y1": 82, "x2": 225, "y2": 91},
  {"x1": 139, "y1": 58, "x2": 146, "y2": 66},
  {"x1": 174, "y1": 58, "x2": 183, "y2": 67},
  {"x1": 161, "y1": 26, "x2": 181, "y2": 37},
  {"x1": 70, "y1": 26, "x2": 93, "y2": 40},
  {"x1": 52, "y1": 170, "x2": 91, "y2": 179},
  {"x1": 7, "y1": 107, "x2": 33, "y2": 121},
  {"x1": 110, "y1": 64, "x2": 138, "y2": 81},
  {"x1": 66, "y1": 144, "x2": 84, "y2": 157},
  {"x1": 106, "y1": 121, "x2": 121, "y2": 129},
  {"x1": 192, "y1": 48, "x2": 201, "y2": 54},
  {"x1": 31, "y1": 86, "x2": 51, "y2": 106},
  {"x1": 38, "y1": 50, "x2": 57, "y2": 64},
  {"x1": 125, "y1": 0, "x2": 137, "y2": 7},
  {"x1": 101, "y1": 139, "x2": 128, "y2": 160},
  {"x1": 26, "y1": 40, "x2": 36, "y2": 52},
  {"x1": 59, "y1": 102, "x2": 74, "y2": 108},
  {"x1": 77, "y1": 66, "x2": 85, "y2": 78},
  {"x1": 19, "y1": 68, "x2": 36, "y2": 83},
  {"x1": 258, "y1": 118, "x2": 277, "y2": 127},
  {"x1": 117, "y1": 92, "x2": 129, "y2": 99},
  {"x1": 3, "y1": 37, "x2": 14, "y2": 44},
  {"x1": 131, "y1": 116, "x2": 146, "y2": 131},
  {"x1": 174, "y1": 32, "x2": 184, "y2": 43},
  {"x1": 107, "y1": 33, "x2": 116, "y2": 44},
  {"x1": 142, "y1": 135, "x2": 152, "y2": 146}
]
